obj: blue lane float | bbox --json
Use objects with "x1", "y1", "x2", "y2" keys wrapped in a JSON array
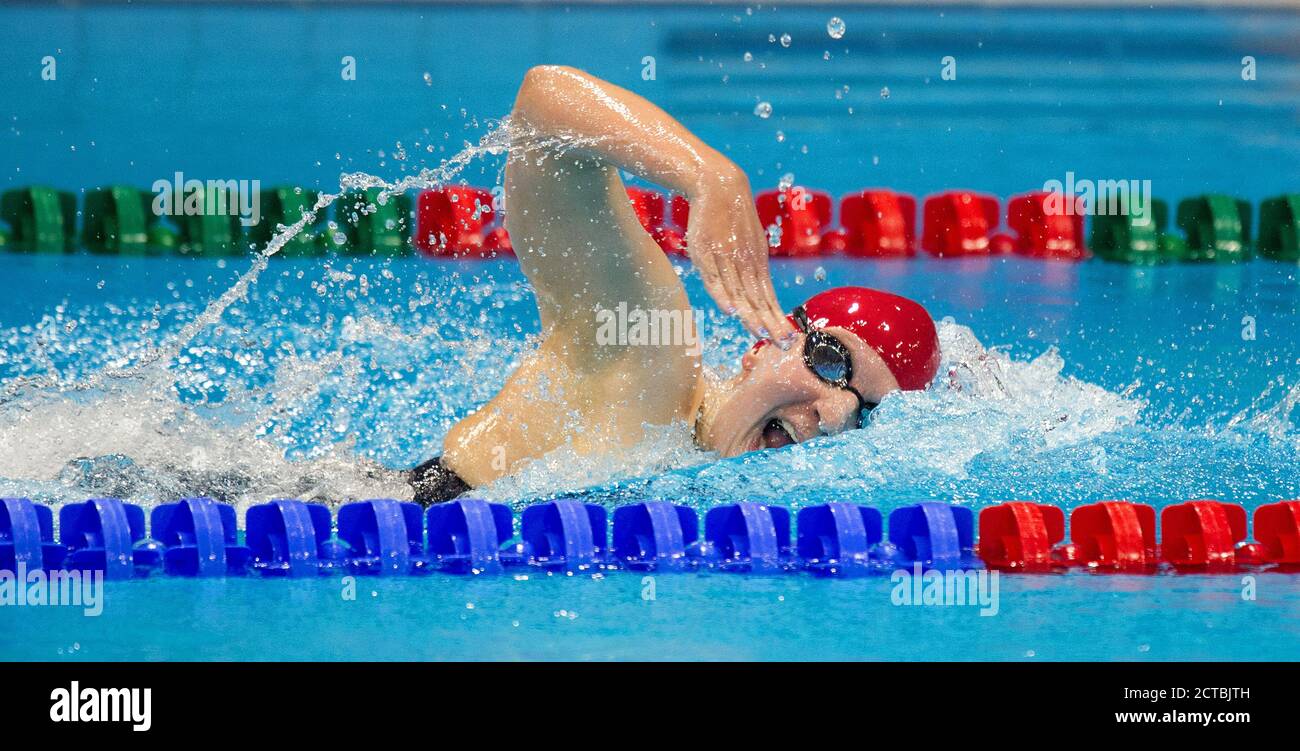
[
  {"x1": 58, "y1": 498, "x2": 160, "y2": 579},
  {"x1": 337, "y1": 499, "x2": 427, "y2": 575},
  {"x1": 0, "y1": 497, "x2": 67, "y2": 572},
  {"x1": 246, "y1": 499, "x2": 343, "y2": 577},
  {"x1": 10, "y1": 495, "x2": 1299, "y2": 580},
  {"x1": 151, "y1": 498, "x2": 251, "y2": 576},
  {"x1": 520, "y1": 499, "x2": 608, "y2": 571},
  {"x1": 703, "y1": 502, "x2": 792, "y2": 573},
  {"x1": 611, "y1": 501, "x2": 698, "y2": 570},
  {"x1": 887, "y1": 502, "x2": 982, "y2": 571},
  {"x1": 427, "y1": 498, "x2": 515, "y2": 573},
  {"x1": 797, "y1": 502, "x2": 885, "y2": 576}
]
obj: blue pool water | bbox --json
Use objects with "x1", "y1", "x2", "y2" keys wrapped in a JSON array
[
  {"x1": 2, "y1": 4, "x2": 1300, "y2": 660},
  {"x1": 4, "y1": 255, "x2": 1300, "y2": 661}
]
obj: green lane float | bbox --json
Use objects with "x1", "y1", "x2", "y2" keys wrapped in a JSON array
[
  {"x1": 1174, "y1": 194, "x2": 1252, "y2": 263},
  {"x1": 251, "y1": 186, "x2": 324, "y2": 258},
  {"x1": 0, "y1": 183, "x2": 1295, "y2": 267},
  {"x1": 1089, "y1": 198, "x2": 1184, "y2": 264},
  {"x1": 1258, "y1": 194, "x2": 1300, "y2": 262},
  {"x1": 0, "y1": 186, "x2": 77, "y2": 253},
  {"x1": 173, "y1": 184, "x2": 247, "y2": 256},
  {"x1": 83, "y1": 186, "x2": 159, "y2": 254},
  {"x1": 337, "y1": 188, "x2": 412, "y2": 255}
]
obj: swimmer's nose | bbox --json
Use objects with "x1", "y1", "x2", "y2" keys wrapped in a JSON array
[{"x1": 815, "y1": 389, "x2": 862, "y2": 436}]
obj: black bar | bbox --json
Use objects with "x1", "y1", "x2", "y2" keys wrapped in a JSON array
[{"x1": 0, "y1": 662, "x2": 1288, "y2": 738}]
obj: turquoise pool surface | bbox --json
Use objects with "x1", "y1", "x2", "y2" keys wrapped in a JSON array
[
  {"x1": 2, "y1": 4, "x2": 1299, "y2": 660},
  {"x1": 3, "y1": 255, "x2": 1300, "y2": 661}
]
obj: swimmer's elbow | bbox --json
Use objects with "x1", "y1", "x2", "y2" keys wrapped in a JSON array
[
  {"x1": 515, "y1": 65, "x2": 587, "y2": 118},
  {"x1": 521, "y1": 65, "x2": 583, "y2": 93}
]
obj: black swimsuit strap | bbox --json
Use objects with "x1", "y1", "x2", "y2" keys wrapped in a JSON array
[{"x1": 408, "y1": 456, "x2": 472, "y2": 506}]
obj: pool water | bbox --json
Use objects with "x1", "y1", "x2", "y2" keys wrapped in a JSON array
[
  {"x1": 4, "y1": 255, "x2": 1300, "y2": 661},
  {"x1": 6, "y1": 570, "x2": 1297, "y2": 662},
  {"x1": 3, "y1": 3, "x2": 1300, "y2": 660}
]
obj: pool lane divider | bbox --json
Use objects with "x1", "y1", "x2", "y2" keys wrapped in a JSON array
[
  {"x1": 0, "y1": 186, "x2": 78, "y2": 253},
  {"x1": 2, "y1": 184, "x2": 1296, "y2": 263},
  {"x1": 1259, "y1": 194, "x2": 1300, "y2": 261},
  {"x1": 4, "y1": 497, "x2": 1300, "y2": 579}
]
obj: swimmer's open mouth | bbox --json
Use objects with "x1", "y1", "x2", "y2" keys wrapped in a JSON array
[{"x1": 761, "y1": 418, "x2": 796, "y2": 449}]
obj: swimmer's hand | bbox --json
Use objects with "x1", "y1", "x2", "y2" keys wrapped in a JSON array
[
  {"x1": 508, "y1": 65, "x2": 793, "y2": 344},
  {"x1": 688, "y1": 164, "x2": 795, "y2": 346}
]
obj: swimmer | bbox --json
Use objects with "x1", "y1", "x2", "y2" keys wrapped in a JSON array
[{"x1": 410, "y1": 66, "x2": 940, "y2": 504}]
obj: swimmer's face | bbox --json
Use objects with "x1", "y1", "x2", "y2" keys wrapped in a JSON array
[{"x1": 700, "y1": 327, "x2": 900, "y2": 457}]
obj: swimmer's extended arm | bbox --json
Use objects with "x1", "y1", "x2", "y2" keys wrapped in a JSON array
[{"x1": 509, "y1": 65, "x2": 792, "y2": 342}]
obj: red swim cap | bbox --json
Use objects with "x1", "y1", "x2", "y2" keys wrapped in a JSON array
[{"x1": 771, "y1": 286, "x2": 941, "y2": 391}]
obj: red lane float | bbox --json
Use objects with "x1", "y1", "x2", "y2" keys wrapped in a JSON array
[
  {"x1": 627, "y1": 187, "x2": 688, "y2": 256},
  {"x1": 1160, "y1": 500, "x2": 1254, "y2": 571},
  {"x1": 979, "y1": 499, "x2": 1300, "y2": 574},
  {"x1": 1069, "y1": 501, "x2": 1159, "y2": 572},
  {"x1": 415, "y1": 187, "x2": 513, "y2": 257},
  {"x1": 1253, "y1": 501, "x2": 1300, "y2": 568},
  {"x1": 1006, "y1": 191, "x2": 1088, "y2": 261},
  {"x1": 626, "y1": 187, "x2": 666, "y2": 234},
  {"x1": 756, "y1": 187, "x2": 834, "y2": 256},
  {"x1": 921, "y1": 190, "x2": 1001, "y2": 257},
  {"x1": 835, "y1": 190, "x2": 917, "y2": 257},
  {"x1": 671, "y1": 194, "x2": 690, "y2": 231},
  {"x1": 977, "y1": 502, "x2": 1064, "y2": 571}
]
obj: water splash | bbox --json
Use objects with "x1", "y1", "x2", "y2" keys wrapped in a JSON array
[
  {"x1": 473, "y1": 320, "x2": 1146, "y2": 507},
  {"x1": 4, "y1": 121, "x2": 1300, "y2": 514},
  {"x1": 0, "y1": 120, "x2": 530, "y2": 512}
]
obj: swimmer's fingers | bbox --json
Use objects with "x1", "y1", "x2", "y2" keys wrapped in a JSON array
[
  {"x1": 727, "y1": 208, "x2": 791, "y2": 342},
  {"x1": 713, "y1": 253, "x2": 767, "y2": 339},
  {"x1": 724, "y1": 254, "x2": 786, "y2": 344},
  {"x1": 693, "y1": 242, "x2": 740, "y2": 323},
  {"x1": 700, "y1": 240, "x2": 765, "y2": 339},
  {"x1": 739, "y1": 258, "x2": 793, "y2": 344},
  {"x1": 684, "y1": 188, "x2": 778, "y2": 339}
]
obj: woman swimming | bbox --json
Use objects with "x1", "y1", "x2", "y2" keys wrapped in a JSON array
[{"x1": 410, "y1": 66, "x2": 941, "y2": 504}]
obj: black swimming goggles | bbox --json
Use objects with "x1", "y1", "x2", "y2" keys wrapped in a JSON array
[{"x1": 791, "y1": 305, "x2": 877, "y2": 429}]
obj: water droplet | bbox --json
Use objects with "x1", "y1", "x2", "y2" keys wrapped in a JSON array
[
  {"x1": 827, "y1": 17, "x2": 846, "y2": 39},
  {"x1": 753, "y1": 101, "x2": 772, "y2": 119},
  {"x1": 779, "y1": 173, "x2": 795, "y2": 190},
  {"x1": 775, "y1": 130, "x2": 785, "y2": 143},
  {"x1": 422, "y1": 72, "x2": 432, "y2": 86},
  {"x1": 814, "y1": 266, "x2": 827, "y2": 281},
  {"x1": 743, "y1": 51, "x2": 753, "y2": 62},
  {"x1": 880, "y1": 86, "x2": 891, "y2": 99},
  {"x1": 780, "y1": 33, "x2": 792, "y2": 48}
]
